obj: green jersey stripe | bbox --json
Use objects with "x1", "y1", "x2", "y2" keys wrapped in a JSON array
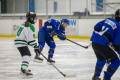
[
  {"x1": 15, "y1": 43, "x2": 27, "y2": 45},
  {"x1": 30, "y1": 43, "x2": 37, "y2": 46}
]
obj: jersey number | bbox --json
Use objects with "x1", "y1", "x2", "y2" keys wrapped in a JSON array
[
  {"x1": 17, "y1": 27, "x2": 23, "y2": 36},
  {"x1": 95, "y1": 26, "x2": 109, "y2": 36}
]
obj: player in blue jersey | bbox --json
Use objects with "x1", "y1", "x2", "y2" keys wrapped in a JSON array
[
  {"x1": 91, "y1": 9, "x2": 120, "y2": 80},
  {"x1": 34, "y1": 18, "x2": 69, "y2": 64}
]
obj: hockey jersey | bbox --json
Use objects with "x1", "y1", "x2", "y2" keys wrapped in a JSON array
[
  {"x1": 14, "y1": 22, "x2": 37, "y2": 47},
  {"x1": 90, "y1": 18, "x2": 120, "y2": 54},
  {"x1": 40, "y1": 19, "x2": 65, "y2": 37}
]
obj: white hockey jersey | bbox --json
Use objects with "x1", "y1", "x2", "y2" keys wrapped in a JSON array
[{"x1": 14, "y1": 22, "x2": 37, "y2": 47}]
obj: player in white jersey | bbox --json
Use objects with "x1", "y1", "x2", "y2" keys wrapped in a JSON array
[{"x1": 14, "y1": 12, "x2": 42, "y2": 78}]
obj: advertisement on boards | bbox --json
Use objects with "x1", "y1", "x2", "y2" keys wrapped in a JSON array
[
  {"x1": 11, "y1": 20, "x2": 39, "y2": 35},
  {"x1": 65, "y1": 20, "x2": 79, "y2": 36},
  {"x1": 11, "y1": 20, "x2": 26, "y2": 35}
]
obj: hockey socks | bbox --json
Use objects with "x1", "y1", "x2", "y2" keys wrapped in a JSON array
[
  {"x1": 105, "y1": 57, "x2": 120, "y2": 79},
  {"x1": 21, "y1": 55, "x2": 31, "y2": 71},
  {"x1": 95, "y1": 60, "x2": 106, "y2": 77}
]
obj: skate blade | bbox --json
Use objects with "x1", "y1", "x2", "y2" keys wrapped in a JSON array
[
  {"x1": 20, "y1": 73, "x2": 33, "y2": 79},
  {"x1": 20, "y1": 72, "x2": 23, "y2": 75},
  {"x1": 33, "y1": 59, "x2": 43, "y2": 63},
  {"x1": 47, "y1": 62, "x2": 55, "y2": 65},
  {"x1": 22, "y1": 75, "x2": 33, "y2": 79}
]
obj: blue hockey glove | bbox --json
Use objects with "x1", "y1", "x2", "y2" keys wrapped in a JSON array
[{"x1": 57, "y1": 33, "x2": 66, "y2": 40}]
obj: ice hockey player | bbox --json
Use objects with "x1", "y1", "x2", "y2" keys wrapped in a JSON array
[
  {"x1": 90, "y1": 9, "x2": 120, "y2": 80},
  {"x1": 34, "y1": 18, "x2": 69, "y2": 64},
  {"x1": 14, "y1": 12, "x2": 41, "y2": 78}
]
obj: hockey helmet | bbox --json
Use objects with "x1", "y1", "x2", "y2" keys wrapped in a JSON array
[
  {"x1": 26, "y1": 12, "x2": 37, "y2": 24},
  {"x1": 61, "y1": 18, "x2": 70, "y2": 25},
  {"x1": 115, "y1": 9, "x2": 120, "y2": 22}
]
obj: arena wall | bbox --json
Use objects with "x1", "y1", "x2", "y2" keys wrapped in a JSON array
[{"x1": 0, "y1": 19, "x2": 104, "y2": 39}]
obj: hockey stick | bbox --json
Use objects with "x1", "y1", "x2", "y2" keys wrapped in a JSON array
[
  {"x1": 66, "y1": 38, "x2": 92, "y2": 49},
  {"x1": 38, "y1": 52, "x2": 76, "y2": 77},
  {"x1": 57, "y1": 34, "x2": 91, "y2": 49}
]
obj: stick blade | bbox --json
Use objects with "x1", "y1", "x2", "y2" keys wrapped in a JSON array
[
  {"x1": 84, "y1": 46, "x2": 88, "y2": 49},
  {"x1": 87, "y1": 42, "x2": 92, "y2": 47},
  {"x1": 65, "y1": 74, "x2": 77, "y2": 77}
]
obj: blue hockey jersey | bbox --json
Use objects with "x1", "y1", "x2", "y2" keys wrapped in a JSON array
[
  {"x1": 40, "y1": 19, "x2": 65, "y2": 37},
  {"x1": 90, "y1": 18, "x2": 120, "y2": 54}
]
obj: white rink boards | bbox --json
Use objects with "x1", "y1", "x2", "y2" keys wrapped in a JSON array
[{"x1": 0, "y1": 38, "x2": 120, "y2": 80}]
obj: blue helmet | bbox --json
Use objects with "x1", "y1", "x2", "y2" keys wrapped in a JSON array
[{"x1": 61, "y1": 18, "x2": 69, "y2": 25}]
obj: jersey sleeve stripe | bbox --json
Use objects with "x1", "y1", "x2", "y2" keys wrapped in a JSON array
[
  {"x1": 28, "y1": 40, "x2": 36, "y2": 44},
  {"x1": 30, "y1": 43, "x2": 37, "y2": 46},
  {"x1": 103, "y1": 31, "x2": 111, "y2": 42},
  {"x1": 15, "y1": 43, "x2": 27, "y2": 45},
  {"x1": 14, "y1": 40, "x2": 27, "y2": 43}
]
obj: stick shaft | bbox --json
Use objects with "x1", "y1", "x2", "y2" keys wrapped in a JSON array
[
  {"x1": 57, "y1": 34, "x2": 89, "y2": 49},
  {"x1": 40, "y1": 53, "x2": 66, "y2": 77},
  {"x1": 66, "y1": 39, "x2": 88, "y2": 49}
]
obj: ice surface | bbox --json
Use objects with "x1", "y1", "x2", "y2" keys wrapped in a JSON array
[{"x1": 0, "y1": 38, "x2": 120, "y2": 80}]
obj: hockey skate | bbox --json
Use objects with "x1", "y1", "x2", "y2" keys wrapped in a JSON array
[
  {"x1": 103, "y1": 76, "x2": 111, "y2": 80},
  {"x1": 20, "y1": 68, "x2": 33, "y2": 78},
  {"x1": 92, "y1": 76, "x2": 101, "y2": 80},
  {"x1": 47, "y1": 57, "x2": 55, "y2": 64},
  {"x1": 34, "y1": 54, "x2": 43, "y2": 63},
  {"x1": 103, "y1": 72, "x2": 111, "y2": 80},
  {"x1": 92, "y1": 72, "x2": 101, "y2": 80}
]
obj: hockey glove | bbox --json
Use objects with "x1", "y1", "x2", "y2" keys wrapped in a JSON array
[
  {"x1": 57, "y1": 33, "x2": 66, "y2": 40},
  {"x1": 34, "y1": 45, "x2": 41, "y2": 55}
]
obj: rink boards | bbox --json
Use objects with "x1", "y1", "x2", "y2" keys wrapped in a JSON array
[{"x1": 0, "y1": 19, "x2": 104, "y2": 39}]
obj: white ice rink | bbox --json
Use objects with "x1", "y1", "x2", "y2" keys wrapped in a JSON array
[{"x1": 0, "y1": 38, "x2": 120, "y2": 80}]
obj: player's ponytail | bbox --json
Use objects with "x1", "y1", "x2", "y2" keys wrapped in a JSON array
[{"x1": 24, "y1": 21, "x2": 29, "y2": 27}]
